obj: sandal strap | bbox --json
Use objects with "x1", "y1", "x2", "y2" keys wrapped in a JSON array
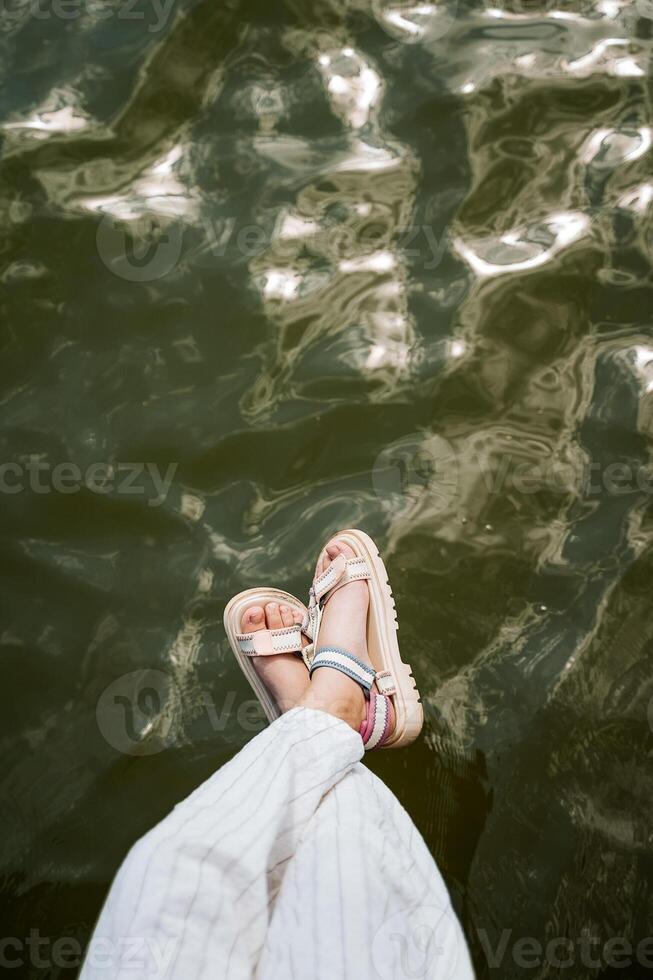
[
  {"x1": 236, "y1": 624, "x2": 304, "y2": 657},
  {"x1": 300, "y1": 611, "x2": 315, "y2": 668},
  {"x1": 309, "y1": 646, "x2": 376, "y2": 692},
  {"x1": 360, "y1": 690, "x2": 395, "y2": 750},
  {"x1": 374, "y1": 669, "x2": 397, "y2": 697},
  {"x1": 304, "y1": 555, "x2": 372, "y2": 666},
  {"x1": 312, "y1": 553, "x2": 370, "y2": 603},
  {"x1": 302, "y1": 605, "x2": 319, "y2": 665}
]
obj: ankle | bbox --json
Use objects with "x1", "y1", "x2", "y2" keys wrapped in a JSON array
[{"x1": 299, "y1": 677, "x2": 366, "y2": 733}]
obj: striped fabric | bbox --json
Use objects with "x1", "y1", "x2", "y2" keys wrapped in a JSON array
[
  {"x1": 311, "y1": 556, "x2": 345, "y2": 600},
  {"x1": 305, "y1": 556, "x2": 372, "y2": 665},
  {"x1": 374, "y1": 669, "x2": 397, "y2": 696},
  {"x1": 236, "y1": 624, "x2": 303, "y2": 655},
  {"x1": 310, "y1": 647, "x2": 376, "y2": 692},
  {"x1": 79, "y1": 707, "x2": 474, "y2": 980},
  {"x1": 360, "y1": 690, "x2": 392, "y2": 750},
  {"x1": 312, "y1": 555, "x2": 370, "y2": 602}
]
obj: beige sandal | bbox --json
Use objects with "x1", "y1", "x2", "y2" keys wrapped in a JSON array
[
  {"x1": 305, "y1": 528, "x2": 423, "y2": 748},
  {"x1": 223, "y1": 588, "x2": 310, "y2": 724}
]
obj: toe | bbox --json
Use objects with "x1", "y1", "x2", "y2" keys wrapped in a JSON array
[
  {"x1": 279, "y1": 603, "x2": 295, "y2": 628},
  {"x1": 315, "y1": 538, "x2": 356, "y2": 583},
  {"x1": 265, "y1": 602, "x2": 284, "y2": 630},
  {"x1": 325, "y1": 542, "x2": 340, "y2": 561},
  {"x1": 241, "y1": 605, "x2": 265, "y2": 632},
  {"x1": 326, "y1": 538, "x2": 356, "y2": 561}
]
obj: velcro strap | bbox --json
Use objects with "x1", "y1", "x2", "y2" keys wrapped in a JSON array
[
  {"x1": 236, "y1": 624, "x2": 303, "y2": 657},
  {"x1": 301, "y1": 609, "x2": 313, "y2": 640},
  {"x1": 375, "y1": 670, "x2": 396, "y2": 696},
  {"x1": 312, "y1": 554, "x2": 347, "y2": 601},
  {"x1": 359, "y1": 691, "x2": 394, "y2": 751},
  {"x1": 340, "y1": 556, "x2": 370, "y2": 581},
  {"x1": 305, "y1": 599, "x2": 319, "y2": 642},
  {"x1": 312, "y1": 554, "x2": 370, "y2": 603},
  {"x1": 309, "y1": 647, "x2": 376, "y2": 692},
  {"x1": 299, "y1": 610, "x2": 315, "y2": 667},
  {"x1": 301, "y1": 641, "x2": 314, "y2": 669}
]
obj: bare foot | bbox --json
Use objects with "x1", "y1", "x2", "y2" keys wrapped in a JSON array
[
  {"x1": 299, "y1": 538, "x2": 383, "y2": 733},
  {"x1": 240, "y1": 602, "x2": 310, "y2": 713}
]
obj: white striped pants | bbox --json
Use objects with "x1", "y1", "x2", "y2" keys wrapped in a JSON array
[{"x1": 80, "y1": 707, "x2": 474, "y2": 980}]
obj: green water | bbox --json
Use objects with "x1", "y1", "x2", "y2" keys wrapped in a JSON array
[{"x1": 2, "y1": 1, "x2": 653, "y2": 977}]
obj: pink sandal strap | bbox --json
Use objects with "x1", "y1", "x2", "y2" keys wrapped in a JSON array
[
  {"x1": 359, "y1": 690, "x2": 395, "y2": 751},
  {"x1": 312, "y1": 553, "x2": 370, "y2": 603},
  {"x1": 236, "y1": 623, "x2": 304, "y2": 657},
  {"x1": 303, "y1": 554, "x2": 371, "y2": 666}
]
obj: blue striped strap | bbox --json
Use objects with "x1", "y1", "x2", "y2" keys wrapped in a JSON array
[{"x1": 309, "y1": 646, "x2": 376, "y2": 693}]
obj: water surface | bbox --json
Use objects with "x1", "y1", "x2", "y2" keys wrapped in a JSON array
[{"x1": 1, "y1": 1, "x2": 653, "y2": 977}]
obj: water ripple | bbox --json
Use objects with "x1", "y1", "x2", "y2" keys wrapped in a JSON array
[{"x1": 0, "y1": 0, "x2": 652, "y2": 974}]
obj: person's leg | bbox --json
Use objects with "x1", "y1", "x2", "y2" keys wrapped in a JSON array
[
  {"x1": 258, "y1": 763, "x2": 474, "y2": 980},
  {"x1": 79, "y1": 600, "x2": 361, "y2": 980},
  {"x1": 80, "y1": 705, "x2": 363, "y2": 980},
  {"x1": 257, "y1": 538, "x2": 474, "y2": 980},
  {"x1": 81, "y1": 541, "x2": 472, "y2": 980}
]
